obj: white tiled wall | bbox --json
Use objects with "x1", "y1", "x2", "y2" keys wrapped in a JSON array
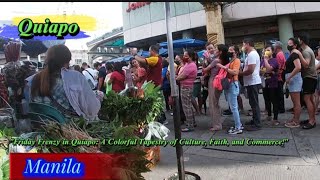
[{"x1": 176, "y1": 13, "x2": 191, "y2": 31}]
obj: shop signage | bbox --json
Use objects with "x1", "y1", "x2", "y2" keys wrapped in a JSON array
[{"x1": 126, "y1": 2, "x2": 151, "y2": 13}]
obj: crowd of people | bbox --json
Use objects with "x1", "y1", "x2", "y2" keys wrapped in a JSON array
[
  {"x1": 23, "y1": 32, "x2": 320, "y2": 135},
  {"x1": 157, "y1": 32, "x2": 319, "y2": 134}
]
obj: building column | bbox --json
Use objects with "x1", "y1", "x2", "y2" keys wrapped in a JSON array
[
  {"x1": 278, "y1": 15, "x2": 294, "y2": 53},
  {"x1": 182, "y1": 30, "x2": 193, "y2": 39}
]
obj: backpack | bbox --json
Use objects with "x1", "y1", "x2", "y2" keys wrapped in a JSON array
[{"x1": 213, "y1": 65, "x2": 230, "y2": 91}]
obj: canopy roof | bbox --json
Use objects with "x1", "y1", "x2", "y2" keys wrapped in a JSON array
[{"x1": 159, "y1": 38, "x2": 206, "y2": 49}]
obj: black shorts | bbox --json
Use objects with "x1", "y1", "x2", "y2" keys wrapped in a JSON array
[{"x1": 302, "y1": 77, "x2": 317, "y2": 94}]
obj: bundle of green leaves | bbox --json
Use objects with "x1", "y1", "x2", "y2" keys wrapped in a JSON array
[{"x1": 100, "y1": 82, "x2": 164, "y2": 127}]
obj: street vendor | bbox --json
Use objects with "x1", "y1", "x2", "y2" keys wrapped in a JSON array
[
  {"x1": 26, "y1": 45, "x2": 100, "y2": 121},
  {"x1": 134, "y1": 45, "x2": 163, "y2": 87}
]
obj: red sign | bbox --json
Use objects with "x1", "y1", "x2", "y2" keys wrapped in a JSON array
[
  {"x1": 126, "y1": 2, "x2": 151, "y2": 13},
  {"x1": 10, "y1": 153, "x2": 132, "y2": 180}
]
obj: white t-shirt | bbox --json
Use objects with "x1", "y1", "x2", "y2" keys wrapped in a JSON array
[
  {"x1": 83, "y1": 68, "x2": 98, "y2": 88},
  {"x1": 243, "y1": 50, "x2": 262, "y2": 86}
]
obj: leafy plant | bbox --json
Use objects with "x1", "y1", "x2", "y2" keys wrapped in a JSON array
[{"x1": 99, "y1": 82, "x2": 164, "y2": 128}]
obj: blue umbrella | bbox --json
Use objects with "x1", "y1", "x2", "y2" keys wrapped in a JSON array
[
  {"x1": 159, "y1": 38, "x2": 206, "y2": 48},
  {"x1": 137, "y1": 48, "x2": 168, "y2": 57}
]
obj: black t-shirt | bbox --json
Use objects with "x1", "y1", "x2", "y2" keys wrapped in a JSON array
[
  {"x1": 285, "y1": 53, "x2": 299, "y2": 74},
  {"x1": 98, "y1": 66, "x2": 107, "y2": 92}
]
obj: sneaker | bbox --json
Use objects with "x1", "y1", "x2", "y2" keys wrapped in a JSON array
[
  {"x1": 228, "y1": 128, "x2": 243, "y2": 134},
  {"x1": 228, "y1": 126, "x2": 244, "y2": 133},
  {"x1": 222, "y1": 110, "x2": 233, "y2": 116}
]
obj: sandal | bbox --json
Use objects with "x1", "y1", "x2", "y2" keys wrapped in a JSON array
[
  {"x1": 302, "y1": 122, "x2": 316, "y2": 129},
  {"x1": 300, "y1": 120, "x2": 309, "y2": 125},
  {"x1": 181, "y1": 128, "x2": 194, "y2": 132},
  {"x1": 285, "y1": 121, "x2": 300, "y2": 128}
]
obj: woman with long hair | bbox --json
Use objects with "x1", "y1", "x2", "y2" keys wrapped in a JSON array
[
  {"x1": 284, "y1": 38, "x2": 302, "y2": 128},
  {"x1": 108, "y1": 62, "x2": 125, "y2": 93},
  {"x1": 203, "y1": 44, "x2": 229, "y2": 131},
  {"x1": 132, "y1": 59, "x2": 147, "y2": 89},
  {"x1": 217, "y1": 45, "x2": 242, "y2": 134},
  {"x1": 30, "y1": 45, "x2": 100, "y2": 120}
]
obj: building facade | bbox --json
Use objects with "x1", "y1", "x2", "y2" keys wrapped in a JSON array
[{"x1": 123, "y1": 2, "x2": 320, "y2": 51}]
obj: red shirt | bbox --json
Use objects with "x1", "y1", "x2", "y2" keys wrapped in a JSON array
[
  {"x1": 145, "y1": 56, "x2": 163, "y2": 87},
  {"x1": 276, "y1": 51, "x2": 286, "y2": 81},
  {"x1": 110, "y1": 71, "x2": 125, "y2": 93}
]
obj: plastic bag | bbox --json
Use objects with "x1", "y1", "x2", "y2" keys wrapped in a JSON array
[{"x1": 144, "y1": 121, "x2": 170, "y2": 140}]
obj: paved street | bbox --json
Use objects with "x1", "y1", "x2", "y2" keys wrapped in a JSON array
[{"x1": 143, "y1": 93, "x2": 320, "y2": 180}]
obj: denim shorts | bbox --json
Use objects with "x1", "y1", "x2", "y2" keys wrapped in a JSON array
[{"x1": 285, "y1": 72, "x2": 302, "y2": 93}]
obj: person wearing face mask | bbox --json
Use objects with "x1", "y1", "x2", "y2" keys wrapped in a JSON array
[
  {"x1": 261, "y1": 48, "x2": 280, "y2": 125},
  {"x1": 203, "y1": 44, "x2": 229, "y2": 131},
  {"x1": 176, "y1": 50, "x2": 198, "y2": 132},
  {"x1": 284, "y1": 38, "x2": 302, "y2": 128},
  {"x1": 239, "y1": 38, "x2": 262, "y2": 131},
  {"x1": 289, "y1": 33, "x2": 317, "y2": 129},
  {"x1": 217, "y1": 45, "x2": 242, "y2": 134},
  {"x1": 273, "y1": 41, "x2": 286, "y2": 113}
]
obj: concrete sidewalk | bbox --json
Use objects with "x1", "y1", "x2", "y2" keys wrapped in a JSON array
[{"x1": 143, "y1": 95, "x2": 320, "y2": 180}]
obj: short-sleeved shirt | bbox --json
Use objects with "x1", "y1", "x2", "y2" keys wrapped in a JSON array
[
  {"x1": 98, "y1": 66, "x2": 107, "y2": 92},
  {"x1": 261, "y1": 58, "x2": 279, "y2": 88},
  {"x1": 145, "y1": 56, "x2": 162, "y2": 86},
  {"x1": 301, "y1": 46, "x2": 317, "y2": 79},
  {"x1": 243, "y1": 50, "x2": 262, "y2": 86},
  {"x1": 228, "y1": 58, "x2": 241, "y2": 81},
  {"x1": 276, "y1": 51, "x2": 286, "y2": 81},
  {"x1": 285, "y1": 53, "x2": 300, "y2": 74},
  {"x1": 110, "y1": 71, "x2": 125, "y2": 93},
  {"x1": 180, "y1": 62, "x2": 197, "y2": 88}
]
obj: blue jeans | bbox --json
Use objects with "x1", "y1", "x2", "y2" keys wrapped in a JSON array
[{"x1": 226, "y1": 81, "x2": 241, "y2": 129}]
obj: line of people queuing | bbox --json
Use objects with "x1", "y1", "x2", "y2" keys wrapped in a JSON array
[{"x1": 162, "y1": 32, "x2": 319, "y2": 134}]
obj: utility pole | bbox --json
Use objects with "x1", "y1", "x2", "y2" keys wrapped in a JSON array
[{"x1": 164, "y1": 2, "x2": 185, "y2": 180}]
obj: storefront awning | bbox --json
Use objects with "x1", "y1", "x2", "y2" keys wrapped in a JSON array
[{"x1": 159, "y1": 38, "x2": 206, "y2": 48}]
